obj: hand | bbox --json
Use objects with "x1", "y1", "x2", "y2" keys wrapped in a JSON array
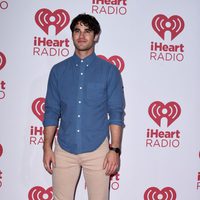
[
  {"x1": 103, "y1": 151, "x2": 120, "y2": 176},
  {"x1": 43, "y1": 147, "x2": 56, "y2": 174}
]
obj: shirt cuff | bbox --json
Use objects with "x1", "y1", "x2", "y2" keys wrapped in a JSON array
[
  {"x1": 43, "y1": 118, "x2": 59, "y2": 127},
  {"x1": 109, "y1": 119, "x2": 125, "y2": 128}
]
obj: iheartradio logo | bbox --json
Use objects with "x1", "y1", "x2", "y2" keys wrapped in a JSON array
[
  {"x1": 0, "y1": 52, "x2": 6, "y2": 70},
  {"x1": 35, "y1": 8, "x2": 70, "y2": 35},
  {"x1": 148, "y1": 101, "x2": 181, "y2": 127},
  {"x1": 0, "y1": 144, "x2": 3, "y2": 157},
  {"x1": 28, "y1": 186, "x2": 53, "y2": 200},
  {"x1": 0, "y1": 1, "x2": 8, "y2": 10},
  {"x1": 32, "y1": 97, "x2": 45, "y2": 122},
  {"x1": 144, "y1": 187, "x2": 177, "y2": 200},
  {"x1": 98, "y1": 55, "x2": 125, "y2": 72},
  {"x1": 152, "y1": 14, "x2": 184, "y2": 41}
]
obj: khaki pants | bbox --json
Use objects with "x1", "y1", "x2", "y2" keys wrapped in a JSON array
[{"x1": 53, "y1": 139, "x2": 110, "y2": 200}]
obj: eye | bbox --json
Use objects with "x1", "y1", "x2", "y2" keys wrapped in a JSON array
[
  {"x1": 74, "y1": 28, "x2": 80, "y2": 33},
  {"x1": 85, "y1": 29, "x2": 92, "y2": 33}
]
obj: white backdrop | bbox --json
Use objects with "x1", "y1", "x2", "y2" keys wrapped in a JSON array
[{"x1": 1, "y1": 0, "x2": 200, "y2": 199}]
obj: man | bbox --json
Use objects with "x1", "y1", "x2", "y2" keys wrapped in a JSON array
[{"x1": 43, "y1": 13, "x2": 125, "y2": 200}]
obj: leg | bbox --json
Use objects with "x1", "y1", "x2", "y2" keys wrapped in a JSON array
[
  {"x1": 81, "y1": 139, "x2": 110, "y2": 200},
  {"x1": 53, "y1": 142, "x2": 81, "y2": 200}
]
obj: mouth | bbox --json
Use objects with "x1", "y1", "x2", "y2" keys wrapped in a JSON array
[{"x1": 77, "y1": 40, "x2": 87, "y2": 43}]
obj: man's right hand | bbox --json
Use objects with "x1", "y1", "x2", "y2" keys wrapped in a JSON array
[
  {"x1": 43, "y1": 147, "x2": 56, "y2": 174},
  {"x1": 43, "y1": 126, "x2": 57, "y2": 174}
]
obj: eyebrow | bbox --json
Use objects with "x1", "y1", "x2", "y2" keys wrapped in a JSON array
[
  {"x1": 73, "y1": 27, "x2": 92, "y2": 32},
  {"x1": 74, "y1": 28, "x2": 80, "y2": 31}
]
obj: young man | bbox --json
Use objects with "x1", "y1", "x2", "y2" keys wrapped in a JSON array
[{"x1": 43, "y1": 14, "x2": 125, "y2": 200}]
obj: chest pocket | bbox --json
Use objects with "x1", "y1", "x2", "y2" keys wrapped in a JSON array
[{"x1": 86, "y1": 83, "x2": 106, "y2": 102}]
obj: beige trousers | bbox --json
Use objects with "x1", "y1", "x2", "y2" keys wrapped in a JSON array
[{"x1": 52, "y1": 139, "x2": 110, "y2": 200}]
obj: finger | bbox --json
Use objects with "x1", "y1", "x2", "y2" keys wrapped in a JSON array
[
  {"x1": 43, "y1": 161, "x2": 48, "y2": 170},
  {"x1": 44, "y1": 160, "x2": 53, "y2": 174},
  {"x1": 47, "y1": 164, "x2": 53, "y2": 174},
  {"x1": 106, "y1": 162, "x2": 114, "y2": 175},
  {"x1": 104, "y1": 161, "x2": 110, "y2": 175},
  {"x1": 107, "y1": 163, "x2": 118, "y2": 175},
  {"x1": 109, "y1": 164, "x2": 116, "y2": 175},
  {"x1": 52, "y1": 154, "x2": 56, "y2": 168},
  {"x1": 103, "y1": 157, "x2": 108, "y2": 169}
]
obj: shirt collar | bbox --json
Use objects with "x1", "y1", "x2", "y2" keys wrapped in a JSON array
[{"x1": 72, "y1": 52, "x2": 96, "y2": 67}]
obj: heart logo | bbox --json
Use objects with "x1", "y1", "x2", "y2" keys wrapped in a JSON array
[
  {"x1": 98, "y1": 55, "x2": 125, "y2": 72},
  {"x1": 35, "y1": 8, "x2": 70, "y2": 35},
  {"x1": 144, "y1": 187, "x2": 177, "y2": 200},
  {"x1": 148, "y1": 101, "x2": 181, "y2": 127},
  {"x1": 0, "y1": 52, "x2": 6, "y2": 70},
  {"x1": 32, "y1": 97, "x2": 45, "y2": 122},
  {"x1": 0, "y1": 144, "x2": 3, "y2": 157},
  {"x1": 28, "y1": 186, "x2": 53, "y2": 200},
  {"x1": 152, "y1": 14, "x2": 184, "y2": 40}
]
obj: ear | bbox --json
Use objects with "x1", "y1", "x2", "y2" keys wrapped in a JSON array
[{"x1": 94, "y1": 34, "x2": 99, "y2": 42}]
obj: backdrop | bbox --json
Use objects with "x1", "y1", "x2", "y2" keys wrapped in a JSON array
[{"x1": 1, "y1": 0, "x2": 200, "y2": 199}]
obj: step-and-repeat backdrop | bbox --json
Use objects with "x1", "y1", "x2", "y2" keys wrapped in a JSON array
[{"x1": 1, "y1": 0, "x2": 200, "y2": 199}]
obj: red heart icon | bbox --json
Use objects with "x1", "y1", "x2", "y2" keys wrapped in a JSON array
[
  {"x1": 35, "y1": 8, "x2": 70, "y2": 35},
  {"x1": 152, "y1": 14, "x2": 184, "y2": 40},
  {"x1": 32, "y1": 97, "x2": 45, "y2": 122},
  {"x1": 148, "y1": 101, "x2": 181, "y2": 127},
  {"x1": 0, "y1": 144, "x2": 3, "y2": 157},
  {"x1": 0, "y1": 52, "x2": 6, "y2": 70},
  {"x1": 28, "y1": 186, "x2": 53, "y2": 200},
  {"x1": 144, "y1": 187, "x2": 177, "y2": 200},
  {"x1": 98, "y1": 55, "x2": 125, "y2": 72}
]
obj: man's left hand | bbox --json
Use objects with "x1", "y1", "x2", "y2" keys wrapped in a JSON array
[{"x1": 103, "y1": 150, "x2": 120, "y2": 175}]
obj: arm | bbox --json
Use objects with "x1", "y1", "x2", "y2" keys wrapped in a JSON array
[
  {"x1": 43, "y1": 66, "x2": 61, "y2": 174},
  {"x1": 43, "y1": 126, "x2": 57, "y2": 174},
  {"x1": 103, "y1": 66, "x2": 125, "y2": 175},
  {"x1": 110, "y1": 124, "x2": 123, "y2": 148}
]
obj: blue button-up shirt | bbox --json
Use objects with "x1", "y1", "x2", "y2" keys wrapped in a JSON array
[{"x1": 43, "y1": 52, "x2": 125, "y2": 154}]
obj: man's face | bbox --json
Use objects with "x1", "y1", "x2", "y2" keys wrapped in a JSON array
[{"x1": 72, "y1": 21, "x2": 98, "y2": 52}]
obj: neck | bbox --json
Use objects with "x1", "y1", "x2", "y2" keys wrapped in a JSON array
[{"x1": 75, "y1": 48, "x2": 94, "y2": 59}]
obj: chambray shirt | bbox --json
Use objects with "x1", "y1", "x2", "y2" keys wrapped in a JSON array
[{"x1": 43, "y1": 52, "x2": 125, "y2": 154}]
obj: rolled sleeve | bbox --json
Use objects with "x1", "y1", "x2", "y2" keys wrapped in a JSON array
[
  {"x1": 107, "y1": 66, "x2": 125, "y2": 127},
  {"x1": 43, "y1": 66, "x2": 61, "y2": 127}
]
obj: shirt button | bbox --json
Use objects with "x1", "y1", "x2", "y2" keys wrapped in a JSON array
[
  {"x1": 80, "y1": 87, "x2": 82, "y2": 89},
  {"x1": 78, "y1": 115, "x2": 81, "y2": 118},
  {"x1": 81, "y1": 73, "x2": 83, "y2": 75},
  {"x1": 78, "y1": 101, "x2": 82, "y2": 104},
  {"x1": 77, "y1": 129, "x2": 80, "y2": 132},
  {"x1": 86, "y1": 64, "x2": 89, "y2": 67},
  {"x1": 81, "y1": 60, "x2": 83, "y2": 62},
  {"x1": 76, "y1": 64, "x2": 78, "y2": 67}
]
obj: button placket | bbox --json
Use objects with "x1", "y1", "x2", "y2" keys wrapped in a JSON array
[{"x1": 76, "y1": 61, "x2": 86, "y2": 141}]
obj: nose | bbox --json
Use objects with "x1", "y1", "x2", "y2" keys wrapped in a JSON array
[{"x1": 79, "y1": 31, "x2": 85, "y2": 38}]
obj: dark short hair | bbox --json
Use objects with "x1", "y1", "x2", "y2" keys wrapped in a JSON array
[{"x1": 70, "y1": 14, "x2": 101, "y2": 35}]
